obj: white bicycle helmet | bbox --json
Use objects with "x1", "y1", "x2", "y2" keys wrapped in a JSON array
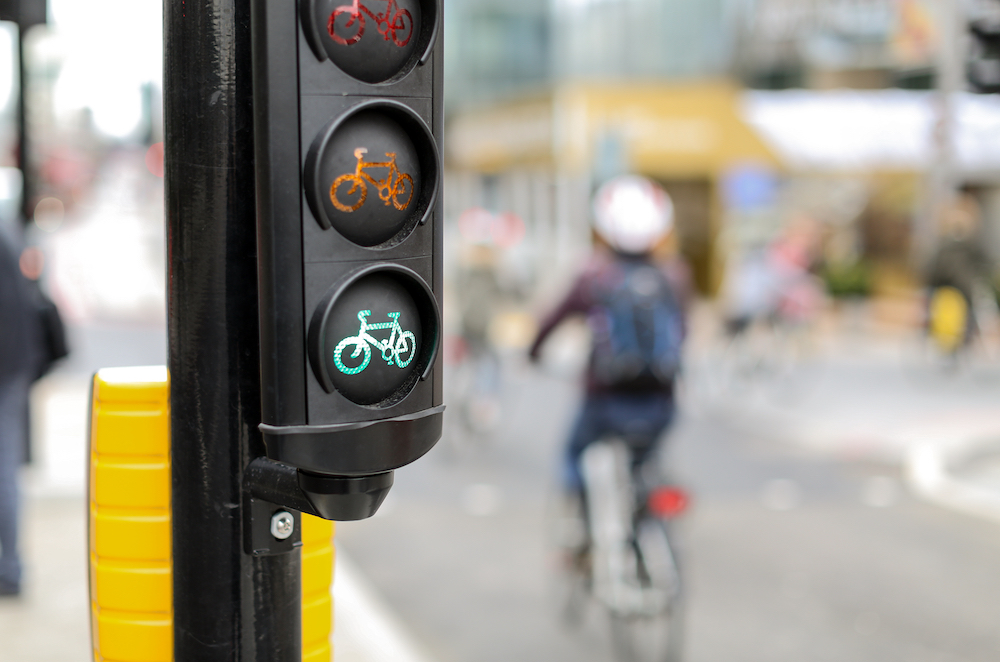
[{"x1": 592, "y1": 175, "x2": 674, "y2": 254}]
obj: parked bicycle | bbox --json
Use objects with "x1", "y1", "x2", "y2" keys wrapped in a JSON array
[
  {"x1": 552, "y1": 438, "x2": 687, "y2": 662},
  {"x1": 334, "y1": 309, "x2": 416, "y2": 375},
  {"x1": 327, "y1": 0, "x2": 414, "y2": 47},
  {"x1": 330, "y1": 147, "x2": 414, "y2": 214}
]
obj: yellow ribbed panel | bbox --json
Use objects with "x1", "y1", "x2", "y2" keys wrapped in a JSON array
[
  {"x1": 302, "y1": 514, "x2": 335, "y2": 662},
  {"x1": 89, "y1": 366, "x2": 172, "y2": 662},
  {"x1": 89, "y1": 366, "x2": 336, "y2": 661}
]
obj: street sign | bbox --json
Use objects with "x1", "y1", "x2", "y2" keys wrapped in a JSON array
[{"x1": 251, "y1": 0, "x2": 443, "y2": 520}]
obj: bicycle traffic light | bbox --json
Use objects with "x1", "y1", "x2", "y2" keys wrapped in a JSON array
[{"x1": 250, "y1": 0, "x2": 442, "y2": 520}]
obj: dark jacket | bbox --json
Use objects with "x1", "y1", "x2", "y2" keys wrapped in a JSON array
[
  {"x1": 529, "y1": 250, "x2": 691, "y2": 394},
  {"x1": 0, "y1": 231, "x2": 43, "y2": 382},
  {"x1": 926, "y1": 237, "x2": 993, "y2": 302}
]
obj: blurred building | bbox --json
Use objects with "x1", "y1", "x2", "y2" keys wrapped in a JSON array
[
  {"x1": 732, "y1": 0, "x2": 937, "y2": 90},
  {"x1": 445, "y1": 0, "x2": 1000, "y2": 301}
]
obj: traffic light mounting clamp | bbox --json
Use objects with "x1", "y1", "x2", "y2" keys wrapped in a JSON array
[
  {"x1": 250, "y1": 0, "x2": 444, "y2": 521},
  {"x1": 244, "y1": 456, "x2": 396, "y2": 531}
]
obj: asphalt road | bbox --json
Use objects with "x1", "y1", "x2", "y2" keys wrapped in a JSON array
[{"x1": 336, "y1": 358, "x2": 1000, "y2": 662}]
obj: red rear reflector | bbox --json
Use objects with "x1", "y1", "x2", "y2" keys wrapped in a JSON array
[{"x1": 648, "y1": 487, "x2": 689, "y2": 518}]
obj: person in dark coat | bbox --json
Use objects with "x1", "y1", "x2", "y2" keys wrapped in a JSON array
[
  {"x1": 0, "y1": 228, "x2": 44, "y2": 596},
  {"x1": 926, "y1": 194, "x2": 994, "y2": 340}
]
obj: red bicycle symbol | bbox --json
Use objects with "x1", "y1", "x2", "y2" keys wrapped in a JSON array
[{"x1": 328, "y1": 0, "x2": 414, "y2": 48}]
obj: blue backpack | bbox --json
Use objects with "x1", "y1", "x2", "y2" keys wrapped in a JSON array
[{"x1": 590, "y1": 260, "x2": 683, "y2": 391}]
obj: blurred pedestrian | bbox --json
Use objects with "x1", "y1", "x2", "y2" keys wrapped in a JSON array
[
  {"x1": 528, "y1": 175, "x2": 690, "y2": 493},
  {"x1": 453, "y1": 243, "x2": 506, "y2": 437},
  {"x1": 926, "y1": 194, "x2": 994, "y2": 344},
  {"x1": 0, "y1": 229, "x2": 44, "y2": 597},
  {"x1": 722, "y1": 215, "x2": 824, "y2": 335}
]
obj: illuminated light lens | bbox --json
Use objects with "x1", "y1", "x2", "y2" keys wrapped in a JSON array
[
  {"x1": 647, "y1": 486, "x2": 689, "y2": 518},
  {"x1": 309, "y1": 265, "x2": 441, "y2": 408},
  {"x1": 305, "y1": 102, "x2": 439, "y2": 249},
  {"x1": 309, "y1": 265, "x2": 440, "y2": 408},
  {"x1": 308, "y1": 0, "x2": 424, "y2": 84}
]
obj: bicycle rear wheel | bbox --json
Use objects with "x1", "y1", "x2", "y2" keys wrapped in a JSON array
[
  {"x1": 544, "y1": 488, "x2": 591, "y2": 628},
  {"x1": 328, "y1": 7, "x2": 365, "y2": 45},
  {"x1": 608, "y1": 517, "x2": 683, "y2": 662}
]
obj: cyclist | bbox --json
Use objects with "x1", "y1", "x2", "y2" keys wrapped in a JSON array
[{"x1": 528, "y1": 175, "x2": 691, "y2": 500}]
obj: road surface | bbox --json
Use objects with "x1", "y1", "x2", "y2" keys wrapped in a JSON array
[{"x1": 337, "y1": 357, "x2": 1000, "y2": 662}]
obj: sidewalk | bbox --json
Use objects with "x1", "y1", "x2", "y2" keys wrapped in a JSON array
[
  {"x1": 0, "y1": 373, "x2": 434, "y2": 662},
  {"x1": 685, "y1": 313, "x2": 1000, "y2": 524}
]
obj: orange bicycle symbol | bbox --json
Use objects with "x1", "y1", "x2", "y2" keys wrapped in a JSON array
[
  {"x1": 330, "y1": 147, "x2": 414, "y2": 213},
  {"x1": 328, "y1": 0, "x2": 414, "y2": 48}
]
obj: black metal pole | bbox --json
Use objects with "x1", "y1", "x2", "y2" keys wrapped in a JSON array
[
  {"x1": 16, "y1": 27, "x2": 31, "y2": 224},
  {"x1": 164, "y1": 0, "x2": 301, "y2": 659}
]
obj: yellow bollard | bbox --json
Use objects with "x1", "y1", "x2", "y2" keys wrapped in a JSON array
[
  {"x1": 89, "y1": 366, "x2": 172, "y2": 662},
  {"x1": 88, "y1": 366, "x2": 334, "y2": 661},
  {"x1": 302, "y1": 514, "x2": 335, "y2": 662},
  {"x1": 929, "y1": 286, "x2": 969, "y2": 353}
]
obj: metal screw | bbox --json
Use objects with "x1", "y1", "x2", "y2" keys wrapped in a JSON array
[{"x1": 270, "y1": 511, "x2": 295, "y2": 540}]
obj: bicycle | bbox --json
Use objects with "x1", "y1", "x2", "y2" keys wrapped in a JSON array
[
  {"x1": 327, "y1": 0, "x2": 414, "y2": 47},
  {"x1": 330, "y1": 147, "x2": 414, "y2": 214},
  {"x1": 552, "y1": 438, "x2": 687, "y2": 662},
  {"x1": 334, "y1": 309, "x2": 417, "y2": 375}
]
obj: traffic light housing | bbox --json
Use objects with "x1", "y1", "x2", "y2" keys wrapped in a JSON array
[
  {"x1": 968, "y1": 15, "x2": 1000, "y2": 93},
  {"x1": 251, "y1": 0, "x2": 443, "y2": 520},
  {"x1": 0, "y1": 0, "x2": 46, "y2": 29}
]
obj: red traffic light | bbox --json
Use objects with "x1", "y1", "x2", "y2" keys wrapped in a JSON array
[{"x1": 301, "y1": 0, "x2": 439, "y2": 83}]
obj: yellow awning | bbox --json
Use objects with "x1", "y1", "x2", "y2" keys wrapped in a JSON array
[{"x1": 446, "y1": 80, "x2": 779, "y2": 178}]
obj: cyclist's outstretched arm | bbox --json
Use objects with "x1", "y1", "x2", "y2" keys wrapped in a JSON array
[{"x1": 528, "y1": 271, "x2": 593, "y2": 362}]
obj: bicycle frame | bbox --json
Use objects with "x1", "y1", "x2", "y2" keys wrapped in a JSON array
[
  {"x1": 353, "y1": 148, "x2": 404, "y2": 205},
  {"x1": 581, "y1": 440, "x2": 678, "y2": 617},
  {"x1": 354, "y1": 310, "x2": 404, "y2": 364},
  {"x1": 328, "y1": 0, "x2": 413, "y2": 46},
  {"x1": 330, "y1": 147, "x2": 412, "y2": 214}
]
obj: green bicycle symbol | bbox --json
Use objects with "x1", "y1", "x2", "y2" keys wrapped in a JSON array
[{"x1": 334, "y1": 309, "x2": 417, "y2": 375}]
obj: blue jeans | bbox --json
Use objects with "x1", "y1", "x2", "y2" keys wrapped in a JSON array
[
  {"x1": 563, "y1": 392, "x2": 675, "y2": 492},
  {"x1": 0, "y1": 373, "x2": 29, "y2": 588}
]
